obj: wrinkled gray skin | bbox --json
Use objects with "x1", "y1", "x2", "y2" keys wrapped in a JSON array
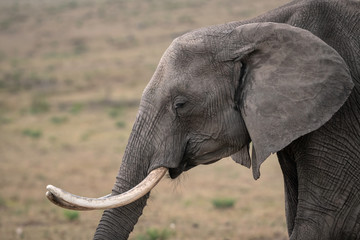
[{"x1": 94, "y1": 0, "x2": 360, "y2": 239}]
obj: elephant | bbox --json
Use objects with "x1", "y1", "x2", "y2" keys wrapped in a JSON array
[{"x1": 46, "y1": 0, "x2": 360, "y2": 239}]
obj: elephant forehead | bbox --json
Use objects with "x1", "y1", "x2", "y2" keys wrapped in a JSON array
[
  {"x1": 142, "y1": 29, "x2": 236, "y2": 102},
  {"x1": 146, "y1": 56, "x2": 223, "y2": 92}
]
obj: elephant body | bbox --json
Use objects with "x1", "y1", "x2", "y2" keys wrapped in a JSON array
[
  {"x1": 96, "y1": 0, "x2": 360, "y2": 239},
  {"x1": 256, "y1": 1, "x2": 360, "y2": 238},
  {"x1": 46, "y1": 0, "x2": 360, "y2": 239},
  {"x1": 95, "y1": 0, "x2": 360, "y2": 239}
]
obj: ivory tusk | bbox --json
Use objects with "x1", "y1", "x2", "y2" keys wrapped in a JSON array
[
  {"x1": 45, "y1": 191, "x2": 113, "y2": 210},
  {"x1": 45, "y1": 167, "x2": 168, "y2": 210}
]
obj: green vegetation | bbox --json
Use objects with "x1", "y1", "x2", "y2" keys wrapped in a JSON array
[
  {"x1": 108, "y1": 107, "x2": 124, "y2": 119},
  {"x1": 0, "y1": 116, "x2": 12, "y2": 125},
  {"x1": 212, "y1": 197, "x2": 236, "y2": 209},
  {"x1": 22, "y1": 129, "x2": 42, "y2": 139},
  {"x1": 115, "y1": 120, "x2": 126, "y2": 128},
  {"x1": 69, "y1": 103, "x2": 83, "y2": 115},
  {"x1": 0, "y1": 196, "x2": 6, "y2": 208},
  {"x1": 135, "y1": 228, "x2": 174, "y2": 240},
  {"x1": 80, "y1": 130, "x2": 96, "y2": 141},
  {"x1": 63, "y1": 210, "x2": 80, "y2": 221},
  {"x1": 50, "y1": 116, "x2": 68, "y2": 125},
  {"x1": 30, "y1": 96, "x2": 50, "y2": 114},
  {"x1": 0, "y1": 0, "x2": 288, "y2": 239},
  {"x1": 71, "y1": 38, "x2": 88, "y2": 55}
]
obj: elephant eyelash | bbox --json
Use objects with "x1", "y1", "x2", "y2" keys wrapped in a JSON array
[
  {"x1": 173, "y1": 98, "x2": 188, "y2": 117},
  {"x1": 174, "y1": 102, "x2": 186, "y2": 109},
  {"x1": 173, "y1": 96, "x2": 188, "y2": 110}
]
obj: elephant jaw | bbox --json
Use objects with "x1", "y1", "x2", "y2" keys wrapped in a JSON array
[
  {"x1": 169, "y1": 160, "x2": 190, "y2": 179},
  {"x1": 169, "y1": 140, "x2": 234, "y2": 179},
  {"x1": 45, "y1": 167, "x2": 168, "y2": 210},
  {"x1": 169, "y1": 155, "x2": 221, "y2": 179}
]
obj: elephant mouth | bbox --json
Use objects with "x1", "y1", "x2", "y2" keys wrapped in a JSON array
[
  {"x1": 169, "y1": 158, "x2": 195, "y2": 179},
  {"x1": 169, "y1": 156, "x2": 221, "y2": 179},
  {"x1": 169, "y1": 142, "x2": 226, "y2": 179}
]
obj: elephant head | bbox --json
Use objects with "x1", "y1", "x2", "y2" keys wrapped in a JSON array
[{"x1": 46, "y1": 22, "x2": 353, "y2": 238}]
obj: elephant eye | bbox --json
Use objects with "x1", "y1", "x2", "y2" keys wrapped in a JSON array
[
  {"x1": 175, "y1": 101, "x2": 186, "y2": 109},
  {"x1": 173, "y1": 97, "x2": 188, "y2": 115}
]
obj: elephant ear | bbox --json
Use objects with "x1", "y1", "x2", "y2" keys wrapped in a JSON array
[
  {"x1": 231, "y1": 144, "x2": 251, "y2": 168},
  {"x1": 225, "y1": 23, "x2": 353, "y2": 179}
]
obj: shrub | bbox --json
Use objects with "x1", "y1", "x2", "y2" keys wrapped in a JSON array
[
  {"x1": 63, "y1": 210, "x2": 79, "y2": 221},
  {"x1": 135, "y1": 228, "x2": 174, "y2": 240},
  {"x1": 50, "y1": 116, "x2": 68, "y2": 124},
  {"x1": 30, "y1": 96, "x2": 50, "y2": 114},
  {"x1": 212, "y1": 197, "x2": 236, "y2": 209},
  {"x1": 22, "y1": 129, "x2": 42, "y2": 139},
  {"x1": 71, "y1": 38, "x2": 88, "y2": 55},
  {"x1": 115, "y1": 121, "x2": 126, "y2": 128},
  {"x1": 0, "y1": 196, "x2": 6, "y2": 208},
  {"x1": 0, "y1": 116, "x2": 12, "y2": 125},
  {"x1": 108, "y1": 107, "x2": 124, "y2": 119},
  {"x1": 69, "y1": 103, "x2": 83, "y2": 115}
]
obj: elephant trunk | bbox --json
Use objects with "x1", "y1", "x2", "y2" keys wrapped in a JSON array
[
  {"x1": 94, "y1": 113, "x2": 162, "y2": 239},
  {"x1": 93, "y1": 162, "x2": 148, "y2": 239},
  {"x1": 46, "y1": 106, "x2": 167, "y2": 239}
]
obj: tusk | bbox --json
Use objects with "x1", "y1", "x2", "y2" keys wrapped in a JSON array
[
  {"x1": 45, "y1": 167, "x2": 168, "y2": 210},
  {"x1": 45, "y1": 191, "x2": 113, "y2": 210}
]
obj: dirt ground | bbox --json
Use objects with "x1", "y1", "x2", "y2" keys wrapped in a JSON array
[{"x1": 0, "y1": 0, "x2": 289, "y2": 239}]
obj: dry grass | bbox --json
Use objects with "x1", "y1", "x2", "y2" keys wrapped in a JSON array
[{"x1": 0, "y1": 0, "x2": 289, "y2": 239}]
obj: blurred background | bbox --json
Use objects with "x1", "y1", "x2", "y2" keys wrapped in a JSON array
[{"x1": 0, "y1": 0, "x2": 289, "y2": 239}]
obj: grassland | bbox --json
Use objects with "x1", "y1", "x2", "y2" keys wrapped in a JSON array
[{"x1": 0, "y1": 0, "x2": 289, "y2": 239}]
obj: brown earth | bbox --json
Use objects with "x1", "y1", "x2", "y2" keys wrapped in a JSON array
[{"x1": 0, "y1": 0, "x2": 288, "y2": 239}]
